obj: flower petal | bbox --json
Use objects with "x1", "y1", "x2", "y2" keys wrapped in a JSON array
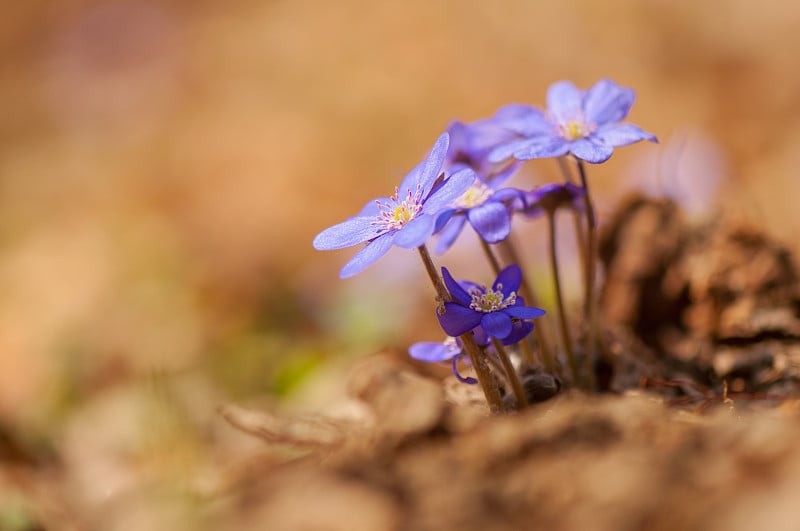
[
  {"x1": 504, "y1": 305, "x2": 546, "y2": 319},
  {"x1": 513, "y1": 138, "x2": 571, "y2": 160},
  {"x1": 488, "y1": 138, "x2": 539, "y2": 163},
  {"x1": 442, "y1": 267, "x2": 472, "y2": 305},
  {"x1": 467, "y1": 201, "x2": 511, "y2": 243},
  {"x1": 393, "y1": 214, "x2": 436, "y2": 249},
  {"x1": 501, "y1": 320, "x2": 533, "y2": 345},
  {"x1": 417, "y1": 132, "x2": 450, "y2": 195},
  {"x1": 569, "y1": 138, "x2": 614, "y2": 164},
  {"x1": 547, "y1": 81, "x2": 583, "y2": 123},
  {"x1": 494, "y1": 104, "x2": 551, "y2": 137},
  {"x1": 424, "y1": 168, "x2": 476, "y2": 213},
  {"x1": 583, "y1": 79, "x2": 635, "y2": 126},
  {"x1": 398, "y1": 161, "x2": 424, "y2": 194},
  {"x1": 338, "y1": 232, "x2": 395, "y2": 278},
  {"x1": 481, "y1": 312, "x2": 513, "y2": 339},
  {"x1": 594, "y1": 123, "x2": 658, "y2": 147},
  {"x1": 409, "y1": 341, "x2": 455, "y2": 362},
  {"x1": 434, "y1": 214, "x2": 467, "y2": 254},
  {"x1": 438, "y1": 302, "x2": 482, "y2": 337},
  {"x1": 493, "y1": 264, "x2": 522, "y2": 294},
  {"x1": 313, "y1": 216, "x2": 382, "y2": 250},
  {"x1": 452, "y1": 355, "x2": 478, "y2": 384}
]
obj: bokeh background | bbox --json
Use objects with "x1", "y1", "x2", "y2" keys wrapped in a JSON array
[{"x1": 2, "y1": 0, "x2": 800, "y2": 527}]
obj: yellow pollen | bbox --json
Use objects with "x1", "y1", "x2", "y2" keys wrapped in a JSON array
[{"x1": 453, "y1": 182, "x2": 493, "y2": 209}]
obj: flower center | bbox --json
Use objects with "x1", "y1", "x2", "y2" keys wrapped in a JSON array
[
  {"x1": 558, "y1": 119, "x2": 594, "y2": 141},
  {"x1": 452, "y1": 180, "x2": 494, "y2": 209},
  {"x1": 468, "y1": 283, "x2": 517, "y2": 312},
  {"x1": 442, "y1": 336, "x2": 461, "y2": 356},
  {"x1": 550, "y1": 110, "x2": 596, "y2": 141},
  {"x1": 373, "y1": 184, "x2": 423, "y2": 231}
]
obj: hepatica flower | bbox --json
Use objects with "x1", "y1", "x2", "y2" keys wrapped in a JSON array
[
  {"x1": 409, "y1": 336, "x2": 478, "y2": 384},
  {"x1": 490, "y1": 79, "x2": 658, "y2": 164},
  {"x1": 437, "y1": 264, "x2": 545, "y2": 341},
  {"x1": 312, "y1": 133, "x2": 475, "y2": 278},
  {"x1": 433, "y1": 176, "x2": 525, "y2": 254},
  {"x1": 445, "y1": 106, "x2": 529, "y2": 182},
  {"x1": 521, "y1": 182, "x2": 586, "y2": 218}
]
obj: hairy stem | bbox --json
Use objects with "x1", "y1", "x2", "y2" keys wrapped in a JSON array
[{"x1": 491, "y1": 338, "x2": 528, "y2": 409}]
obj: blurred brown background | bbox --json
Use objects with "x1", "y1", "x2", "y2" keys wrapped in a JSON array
[{"x1": 1, "y1": 0, "x2": 799, "y2": 526}]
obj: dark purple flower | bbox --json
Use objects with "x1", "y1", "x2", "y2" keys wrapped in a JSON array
[
  {"x1": 489, "y1": 79, "x2": 658, "y2": 164},
  {"x1": 312, "y1": 133, "x2": 475, "y2": 278},
  {"x1": 437, "y1": 264, "x2": 546, "y2": 341},
  {"x1": 521, "y1": 182, "x2": 586, "y2": 218}
]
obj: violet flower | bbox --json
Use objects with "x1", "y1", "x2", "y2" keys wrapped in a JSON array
[
  {"x1": 521, "y1": 182, "x2": 586, "y2": 218},
  {"x1": 445, "y1": 106, "x2": 529, "y2": 182},
  {"x1": 490, "y1": 79, "x2": 658, "y2": 164},
  {"x1": 409, "y1": 337, "x2": 478, "y2": 384},
  {"x1": 437, "y1": 264, "x2": 545, "y2": 341},
  {"x1": 312, "y1": 133, "x2": 475, "y2": 278},
  {"x1": 433, "y1": 177, "x2": 525, "y2": 254}
]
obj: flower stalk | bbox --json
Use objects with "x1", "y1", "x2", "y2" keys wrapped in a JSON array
[
  {"x1": 546, "y1": 210, "x2": 580, "y2": 386},
  {"x1": 417, "y1": 245, "x2": 505, "y2": 412},
  {"x1": 490, "y1": 337, "x2": 528, "y2": 409},
  {"x1": 576, "y1": 160, "x2": 598, "y2": 391}
]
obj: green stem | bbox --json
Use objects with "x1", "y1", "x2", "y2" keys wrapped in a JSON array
[
  {"x1": 576, "y1": 160, "x2": 598, "y2": 391},
  {"x1": 417, "y1": 245, "x2": 505, "y2": 412},
  {"x1": 547, "y1": 212, "x2": 580, "y2": 386},
  {"x1": 491, "y1": 338, "x2": 528, "y2": 409}
]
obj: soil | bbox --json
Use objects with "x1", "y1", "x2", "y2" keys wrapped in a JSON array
[
  {"x1": 6, "y1": 195, "x2": 800, "y2": 530},
  {"x1": 216, "y1": 195, "x2": 800, "y2": 531}
]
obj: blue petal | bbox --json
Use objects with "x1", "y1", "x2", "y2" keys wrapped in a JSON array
[
  {"x1": 492, "y1": 187, "x2": 526, "y2": 206},
  {"x1": 569, "y1": 138, "x2": 614, "y2": 164},
  {"x1": 313, "y1": 216, "x2": 382, "y2": 250},
  {"x1": 423, "y1": 168, "x2": 476, "y2": 213},
  {"x1": 434, "y1": 215, "x2": 467, "y2": 254},
  {"x1": 452, "y1": 355, "x2": 478, "y2": 384},
  {"x1": 393, "y1": 214, "x2": 436, "y2": 249},
  {"x1": 583, "y1": 79, "x2": 635, "y2": 126},
  {"x1": 488, "y1": 138, "x2": 539, "y2": 163},
  {"x1": 493, "y1": 264, "x2": 522, "y2": 294},
  {"x1": 514, "y1": 138, "x2": 571, "y2": 160},
  {"x1": 438, "y1": 302, "x2": 482, "y2": 337},
  {"x1": 494, "y1": 104, "x2": 551, "y2": 137},
  {"x1": 471, "y1": 327, "x2": 490, "y2": 346},
  {"x1": 594, "y1": 123, "x2": 658, "y2": 147},
  {"x1": 442, "y1": 267, "x2": 472, "y2": 305},
  {"x1": 501, "y1": 320, "x2": 534, "y2": 345},
  {"x1": 504, "y1": 305, "x2": 546, "y2": 319},
  {"x1": 338, "y1": 233, "x2": 395, "y2": 278},
  {"x1": 409, "y1": 341, "x2": 454, "y2": 362},
  {"x1": 398, "y1": 161, "x2": 424, "y2": 195},
  {"x1": 481, "y1": 312, "x2": 513, "y2": 339},
  {"x1": 467, "y1": 201, "x2": 511, "y2": 243},
  {"x1": 547, "y1": 81, "x2": 583, "y2": 123},
  {"x1": 417, "y1": 133, "x2": 450, "y2": 195}
]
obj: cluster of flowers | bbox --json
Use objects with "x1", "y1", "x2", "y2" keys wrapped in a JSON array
[{"x1": 313, "y1": 79, "x2": 657, "y2": 412}]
